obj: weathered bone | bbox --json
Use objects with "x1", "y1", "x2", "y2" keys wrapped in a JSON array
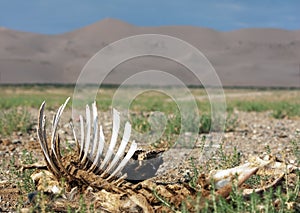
[{"x1": 37, "y1": 97, "x2": 137, "y2": 184}]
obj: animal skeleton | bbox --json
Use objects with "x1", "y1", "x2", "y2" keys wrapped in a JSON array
[
  {"x1": 37, "y1": 97, "x2": 137, "y2": 187},
  {"x1": 33, "y1": 98, "x2": 298, "y2": 212}
]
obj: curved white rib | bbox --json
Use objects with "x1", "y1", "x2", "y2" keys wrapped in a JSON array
[
  {"x1": 99, "y1": 108, "x2": 120, "y2": 170},
  {"x1": 37, "y1": 98, "x2": 137, "y2": 183},
  {"x1": 80, "y1": 105, "x2": 91, "y2": 165},
  {"x1": 107, "y1": 141, "x2": 137, "y2": 181},
  {"x1": 90, "y1": 101, "x2": 99, "y2": 160},
  {"x1": 79, "y1": 115, "x2": 84, "y2": 158},
  {"x1": 50, "y1": 97, "x2": 70, "y2": 160},
  {"x1": 105, "y1": 122, "x2": 131, "y2": 174}
]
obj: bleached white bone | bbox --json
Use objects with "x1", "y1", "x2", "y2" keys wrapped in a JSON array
[{"x1": 37, "y1": 98, "x2": 137, "y2": 182}]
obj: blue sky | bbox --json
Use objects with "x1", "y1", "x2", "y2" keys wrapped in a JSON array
[{"x1": 0, "y1": 0, "x2": 299, "y2": 34}]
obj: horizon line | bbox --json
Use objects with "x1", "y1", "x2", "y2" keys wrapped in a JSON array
[{"x1": 1, "y1": 18, "x2": 299, "y2": 36}]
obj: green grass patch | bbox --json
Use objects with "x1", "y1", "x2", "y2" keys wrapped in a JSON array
[
  {"x1": 229, "y1": 100, "x2": 300, "y2": 118},
  {"x1": 0, "y1": 85, "x2": 73, "y2": 109},
  {"x1": 0, "y1": 107, "x2": 34, "y2": 136}
]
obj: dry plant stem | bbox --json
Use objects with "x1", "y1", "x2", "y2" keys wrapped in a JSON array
[{"x1": 20, "y1": 163, "x2": 47, "y2": 171}]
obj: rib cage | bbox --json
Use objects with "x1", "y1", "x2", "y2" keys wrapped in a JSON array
[
  {"x1": 37, "y1": 97, "x2": 137, "y2": 185},
  {"x1": 33, "y1": 98, "x2": 300, "y2": 212}
]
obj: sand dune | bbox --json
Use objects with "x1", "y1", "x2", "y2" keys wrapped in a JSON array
[{"x1": 0, "y1": 18, "x2": 299, "y2": 87}]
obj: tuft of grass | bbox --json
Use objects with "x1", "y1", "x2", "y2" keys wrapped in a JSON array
[
  {"x1": 271, "y1": 102, "x2": 300, "y2": 119},
  {"x1": 0, "y1": 107, "x2": 34, "y2": 136},
  {"x1": 291, "y1": 140, "x2": 300, "y2": 165},
  {"x1": 225, "y1": 113, "x2": 238, "y2": 132},
  {"x1": 199, "y1": 112, "x2": 238, "y2": 134},
  {"x1": 204, "y1": 144, "x2": 241, "y2": 171},
  {"x1": 234, "y1": 100, "x2": 269, "y2": 112},
  {"x1": 218, "y1": 146, "x2": 241, "y2": 169},
  {"x1": 230, "y1": 100, "x2": 300, "y2": 118},
  {"x1": 199, "y1": 114, "x2": 211, "y2": 134},
  {"x1": 18, "y1": 150, "x2": 37, "y2": 194},
  {"x1": 188, "y1": 157, "x2": 201, "y2": 190}
]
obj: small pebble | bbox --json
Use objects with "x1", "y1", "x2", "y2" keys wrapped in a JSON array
[
  {"x1": 58, "y1": 129, "x2": 66, "y2": 135},
  {"x1": 12, "y1": 139, "x2": 21, "y2": 144},
  {"x1": 27, "y1": 191, "x2": 38, "y2": 204},
  {"x1": 2, "y1": 139, "x2": 11, "y2": 146},
  {"x1": 20, "y1": 208, "x2": 30, "y2": 213}
]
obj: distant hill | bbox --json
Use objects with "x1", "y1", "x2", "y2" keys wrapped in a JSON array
[{"x1": 0, "y1": 18, "x2": 299, "y2": 87}]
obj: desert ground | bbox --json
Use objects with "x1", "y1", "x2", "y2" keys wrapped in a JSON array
[{"x1": 0, "y1": 86, "x2": 299, "y2": 212}]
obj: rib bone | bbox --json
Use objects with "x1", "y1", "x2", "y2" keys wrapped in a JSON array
[{"x1": 37, "y1": 98, "x2": 137, "y2": 186}]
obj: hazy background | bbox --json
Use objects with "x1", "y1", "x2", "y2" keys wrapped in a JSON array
[{"x1": 0, "y1": 1, "x2": 299, "y2": 87}]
